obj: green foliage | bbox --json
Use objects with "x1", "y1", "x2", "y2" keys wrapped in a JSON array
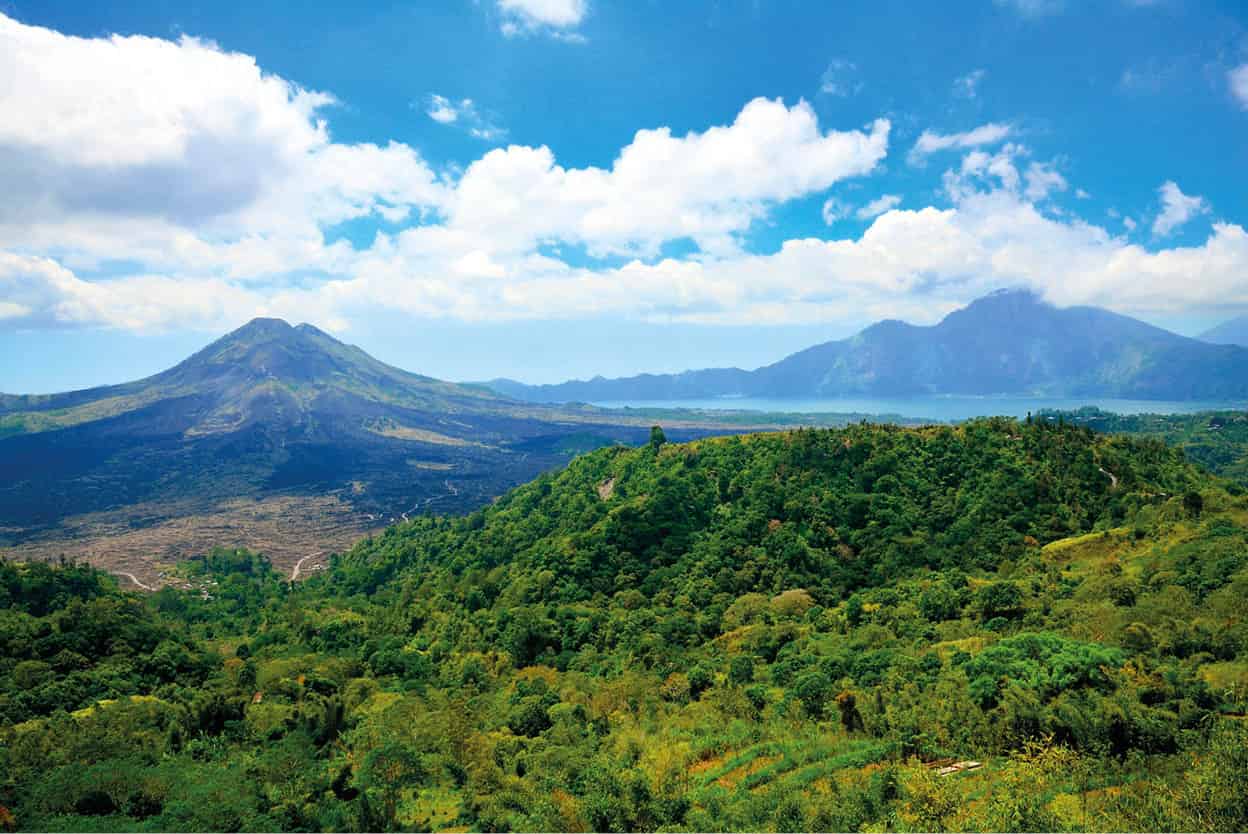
[
  {"x1": 976, "y1": 581, "x2": 1025, "y2": 621},
  {"x1": 1049, "y1": 408, "x2": 1248, "y2": 485},
  {"x1": 965, "y1": 632, "x2": 1123, "y2": 709},
  {"x1": 1, "y1": 418, "x2": 1245, "y2": 832}
]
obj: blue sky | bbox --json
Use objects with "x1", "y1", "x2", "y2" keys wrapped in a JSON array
[{"x1": 1, "y1": 0, "x2": 1247, "y2": 392}]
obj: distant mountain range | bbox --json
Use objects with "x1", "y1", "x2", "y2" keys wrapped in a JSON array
[
  {"x1": 0, "y1": 319, "x2": 713, "y2": 579},
  {"x1": 488, "y1": 290, "x2": 1248, "y2": 403},
  {"x1": 1201, "y1": 315, "x2": 1248, "y2": 348}
]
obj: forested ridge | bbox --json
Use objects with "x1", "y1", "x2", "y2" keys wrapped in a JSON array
[
  {"x1": 3, "y1": 418, "x2": 1248, "y2": 832},
  {"x1": 1044, "y1": 408, "x2": 1248, "y2": 486}
]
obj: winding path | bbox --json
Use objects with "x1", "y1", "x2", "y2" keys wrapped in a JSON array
[
  {"x1": 1098, "y1": 466, "x2": 1119, "y2": 489},
  {"x1": 400, "y1": 480, "x2": 460, "y2": 522},
  {"x1": 290, "y1": 552, "x2": 323, "y2": 582},
  {"x1": 118, "y1": 571, "x2": 154, "y2": 591}
]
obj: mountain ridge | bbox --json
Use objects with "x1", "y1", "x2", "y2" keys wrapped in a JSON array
[
  {"x1": 1, "y1": 317, "x2": 504, "y2": 419},
  {"x1": 1201, "y1": 314, "x2": 1248, "y2": 347},
  {"x1": 0, "y1": 319, "x2": 721, "y2": 577},
  {"x1": 488, "y1": 290, "x2": 1248, "y2": 402}
]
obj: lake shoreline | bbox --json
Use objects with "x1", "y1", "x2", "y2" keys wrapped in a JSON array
[{"x1": 590, "y1": 396, "x2": 1247, "y2": 423}]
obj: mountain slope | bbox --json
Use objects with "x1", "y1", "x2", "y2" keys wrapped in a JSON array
[
  {"x1": 338, "y1": 417, "x2": 1205, "y2": 598},
  {"x1": 1201, "y1": 314, "x2": 1248, "y2": 347},
  {"x1": 0, "y1": 319, "x2": 709, "y2": 578},
  {"x1": 0, "y1": 318, "x2": 506, "y2": 435},
  {"x1": 6, "y1": 420, "x2": 1247, "y2": 832},
  {"x1": 493, "y1": 290, "x2": 1248, "y2": 402}
]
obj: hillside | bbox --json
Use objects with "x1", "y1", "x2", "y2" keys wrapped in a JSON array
[
  {"x1": 1045, "y1": 408, "x2": 1248, "y2": 486},
  {"x1": 0, "y1": 319, "x2": 722, "y2": 582},
  {"x1": 1200, "y1": 314, "x2": 1248, "y2": 347},
  {"x1": 3, "y1": 419, "x2": 1248, "y2": 831},
  {"x1": 493, "y1": 290, "x2": 1248, "y2": 402}
]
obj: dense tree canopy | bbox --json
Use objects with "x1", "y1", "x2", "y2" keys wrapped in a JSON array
[{"x1": 2, "y1": 418, "x2": 1247, "y2": 831}]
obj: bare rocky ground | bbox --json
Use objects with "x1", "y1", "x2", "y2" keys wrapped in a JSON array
[{"x1": 0, "y1": 494, "x2": 376, "y2": 588}]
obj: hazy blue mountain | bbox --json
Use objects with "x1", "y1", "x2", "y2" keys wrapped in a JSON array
[
  {"x1": 1201, "y1": 315, "x2": 1248, "y2": 347},
  {"x1": 481, "y1": 366, "x2": 754, "y2": 403},
  {"x1": 491, "y1": 290, "x2": 1248, "y2": 402}
]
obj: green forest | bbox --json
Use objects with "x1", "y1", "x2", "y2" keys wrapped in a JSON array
[
  {"x1": 3, "y1": 418, "x2": 1248, "y2": 832},
  {"x1": 1044, "y1": 408, "x2": 1248, "y2": 486}
]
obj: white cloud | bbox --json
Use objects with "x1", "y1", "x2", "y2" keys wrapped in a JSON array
[
  {"x1": 909, "y1": 122, "x2": 1013, "y2": 164},
  {"x1": 2, "y1": 12, "x2": 1246, "y2": 339},
  {"x1": 1123, "y1": 216, "x2": 1137, "y2": 231},
  {"x1": 0, "y1": 12, "x2": 446, "y2": 280},
  {"x1": 426, "y1": 94, "x2": 460, "y2": 124},
  {"x1": 856, "y1": 194, "x2": 902, "y2": 219},
  {"x1": 1023, "y1": 161, "x2": 1067, "y2": 202},
  {"x1": 819, "y1": 59, "x2": 859, "y2": 97},
  {"x1": 821, "y1": 198, "x2": 848, "y2": 225},
  {"x1": 497, "y1": 0, "x2": 587, "y2": 40},
  {"x1": 423, "y1": 95, "x2": 507, "y2": 141},
  {"x1": 942, "y1": 143, "x2": 1026, "y2": 198},
  {"x1": 0, "y1": 15, "x2": 330, "y2": 171},
  {"x1": 402, "y1": 190, "x2": 1248, "y2": 326},
  {"x1": 444, "y1": 99, "x2": 890, "y2": 257},
  {"x1": 1152, "y1": 180, "x2": 1209, "y2": 237},
  {"x1": 953, "y1": 69, "x2": 986, "y2": 99},
  {"x1": 0, "y1": 251, "x2": 259, "y2": 330},
  {"x1": 1230, "y1": 64, "x2": 1248, "y2": 109}
]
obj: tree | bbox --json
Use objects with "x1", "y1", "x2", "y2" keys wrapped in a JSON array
[
  {"x1": 649, "y1": 425, "x2": 667, "y2": 450},
  {"x1": 919, "y1": 582, "x2": 962, "y2": 622},
  {"x1": 728, "y1": 655, "x2": 755, "y2": 686},
  {"x1": 793, "y1": 670, "x2": 832, "y2": 719},
  {"x1": 508, "y1": 697, "x2": 553, "y2": 737},
  {"x1": 358, "y1": 742, "x2": 425, "y2": 831},
  {"x1": 977, "y1": 581, "x2": 1024, "y2": 621},
  {"x1": 835, "y1": 689, "x2": 865, "y2": 733}
]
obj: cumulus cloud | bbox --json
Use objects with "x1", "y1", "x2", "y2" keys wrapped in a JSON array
[
  {"x1": 953, "y1": 69, "x2": 986, "y2": 99},
  {"x1": 942, "y1": 143, "x2": 1026, "y2": 198},
  {"x1": 0, "y1": 12, "x2": 446, "y2": 279},
  {"x1": 1152, "y1": 181, "x2": 1209, "y2": 237},
  {"x1": 2, "y1": 12, "x2": 1246, "y2": 338},
  {"x1": 497, "y1": 0, "x2": 588, "y2": 40},
  {"x1": 443, "y1": 99, "x2": 890, "y2": 257},
  {"x1": 372, "y1": 191, "x2": 1247, "y2": 327},
  {"x1": 909, "y1": 122, "x2": 1013, "y2": 164},
  {"x1": 18, "y1": 180, "x2": 1248, "y2": 333},
  {"x1": 423, "y1": 95, "x2": 507, "y2": 141},
  {"x1": 1230, "y1": 64, "x2": 1248, "y2": 109},
  {"x1": 0, "y1": 251, "x2": 260, "y2": 330}
]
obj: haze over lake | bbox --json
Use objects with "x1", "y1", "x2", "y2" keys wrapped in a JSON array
[{"x1": 595, "y1": 397, "x2": 1247, "y2": 422}]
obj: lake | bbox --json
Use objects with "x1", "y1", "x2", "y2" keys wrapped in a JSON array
[{"x1": 592, "y1": 396, "x2": 1247, "y2": 422}]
